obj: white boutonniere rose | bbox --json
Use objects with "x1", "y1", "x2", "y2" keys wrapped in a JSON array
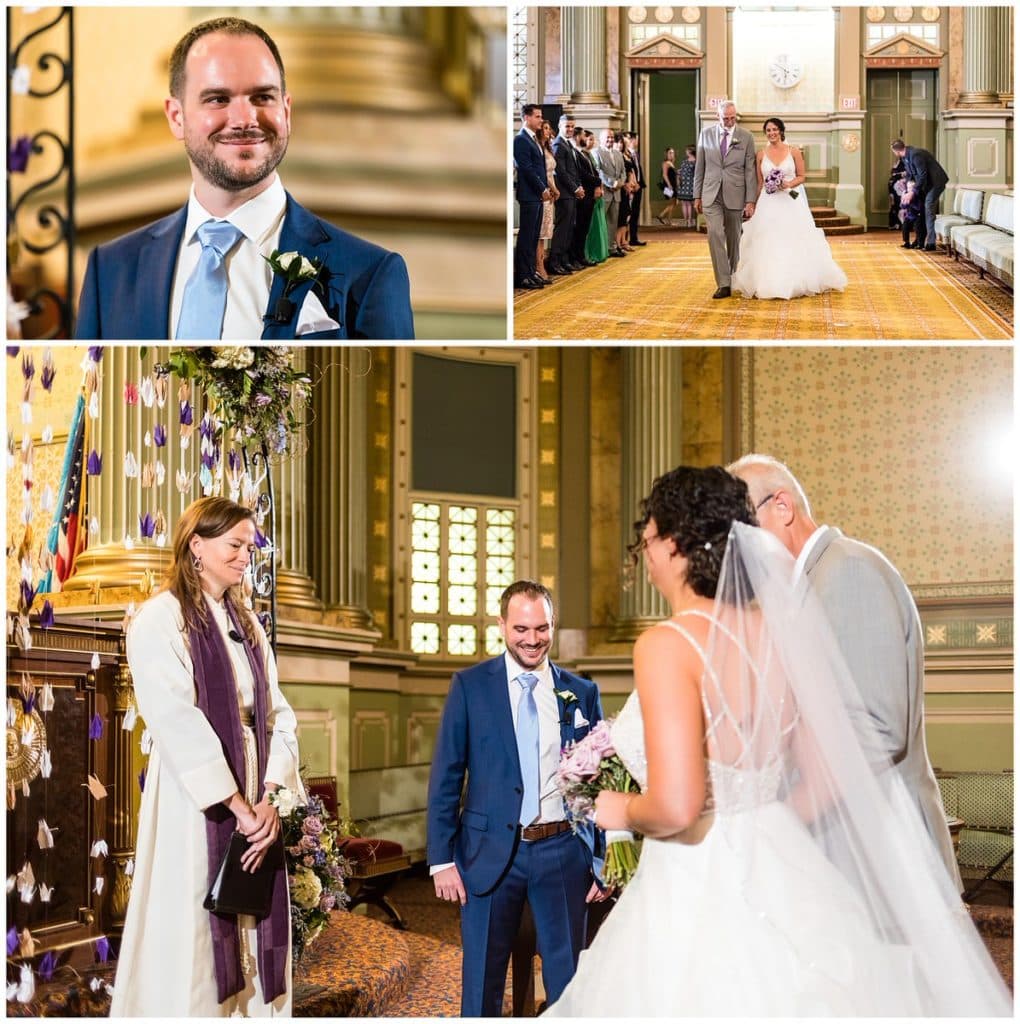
[{"x1": 554, "y1": 688, "x2": 579, "y2": 705}]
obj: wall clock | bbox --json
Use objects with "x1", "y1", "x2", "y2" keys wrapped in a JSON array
[{"x1": 768, "y1": 54, "x2": 803, "y2": 89}]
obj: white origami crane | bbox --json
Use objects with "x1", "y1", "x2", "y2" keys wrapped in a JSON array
[
  {"x1": 15, "y1": 962, "x2": 35, "y2": 1003},
  {"x1": 139, "y1": 376, "x2": 155, "y2": 407},
  {"x1": 90, "y1": 839, "x2": 109, "y2": 859},
  {"x1": 40, "y1": 749, "x2": 52, "y2": 779},
  {"x1": 140, "y1": 729, "x2": 153, "y2": 755},
  {"x1": 125, "y1": 858, "x2": 135, "y2": 877},
  {"x1": 93, "y1": 876, "x2": 105, "y2": 895},
  {"x1": 87, "y1": 391, "x2": 99, "y2": 420},
  {"x1": 37, "y1": 819, "x2": 55, "y2": 849},
  {"x1": 123, "y1": 451, "x2": 139, "y2": 478},
  {"x1": 123, "y1": 534, "x2": 135, "y2": 551},
  {"x1": 20, "y1": 401, "x2": 31, "y2": 425},
  {"x1": 39, "y1": 682, "x2": 54, "y2": 712},
  {"x1": 39, "y1": 883, "x2": 53, "y2": 902},
  {"x1": 122, "y1": 704, "x2": 138, "y2": 731},
  {"x1": 41, "y1": 424, "x2": 53, "y2": 444},
  {"x1": 91, "y1": 652, "x2": 101, "y2": 670},
  {"x1": 19, "y1": 929, "x2": 35, "y2": 957},
  {"x1": 40, "y1": 484, "x2": 54, "y2": 512}
]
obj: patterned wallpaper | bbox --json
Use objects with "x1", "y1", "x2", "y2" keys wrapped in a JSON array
[{"x1": 742, "y1": 347, "x2": 1012, "y2": 594}]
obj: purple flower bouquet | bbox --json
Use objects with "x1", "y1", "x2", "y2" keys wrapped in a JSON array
[
  {"x1": 764, "y1": 167, "x2": 799, "y2": 199},
  {"x1": 556, "y1": 719, "x2": 641, "y2": 886}
]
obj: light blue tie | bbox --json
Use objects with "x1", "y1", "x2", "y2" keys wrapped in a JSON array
[
  {"x1": 515, "y1": 673, "x2": 540, "y2": 826},
  {"x1": 175, "y1": 220, "x2": 245, "y2": 340}
]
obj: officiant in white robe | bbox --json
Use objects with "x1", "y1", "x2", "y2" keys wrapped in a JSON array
[{"x1": 112, "y1": 501, "x2": 301, "y2": 1018}]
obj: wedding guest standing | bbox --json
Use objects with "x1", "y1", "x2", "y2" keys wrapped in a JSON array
[
  {"x1": 891, "y1": 139, "x2": 948, "y2": 252},
  {"x1": 584, "y1": 132, "x2": 610, "y2": 264},
  {"x1": 535, "y1": 121, "x2": 559, "y2": 284},
  {"x1": 677, "y1": 145, "x2": 697, "y2": 228},
  {"x1": 657, "y1": 147, "x2": 679, "y2": 227},
  {"x1": 514, "y1": 104, "x2": 551, "y2": 290},
  {"x1": 427, "y1": 581, "x2": 608, "y2": 1017},
  {"x1": 113, "y1": 496, "x2": 301, "y2": 1016},
  {"x1": 728, "y1": 453, "x2": 962, "y2": 891},
  {"x1": 550, "y1": 114, "x2": 585, "y2": 276},
  {"x1": 595, "y1": 130, "x2": 626, "y2": 259},
  {"x1": 570, "y1": 125, "x2": 601, "y2": 269},
  {"x1": 75, "y1": 17, "x2": 412, "y2": 340},
  {"x1": 625, "y1": 132, "x2": 647, "y2": 246},
  {"x1": 617, "y1": 135, "x2": 639, "y2": 254}
]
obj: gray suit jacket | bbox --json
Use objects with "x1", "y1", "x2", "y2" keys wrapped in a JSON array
[
  {"x1": 804, "y1": 527, "x2": 962, "y2": 890},
  {"x1": 595, "y1": 145, "x2": 625, "y2": 192},
  {"x1": 693, "y1": 123, "x2": 757, "y2": 209}
]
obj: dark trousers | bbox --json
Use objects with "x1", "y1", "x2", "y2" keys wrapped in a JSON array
[
  {"x1": 570, "y1": 196, "x2": 596, "y2": 263},
  {"x1": 514, "y1": 201, "x2": 543, "y2": 284},
  {"x1": 550, "y1": 197, "x2": 577, "y2": 267},
  {"x1": 628, "y1": 187, "x2": 644, "y2": 243},
  {"x1": 459, "y1": 830, "x2": 589, "y2": 1017},
  {"x1": 919, "y1": 183, "x2": 945, "y2": 247},
  {"x1": 901, "y1": 217, "x2": 919, "y2": 245}
]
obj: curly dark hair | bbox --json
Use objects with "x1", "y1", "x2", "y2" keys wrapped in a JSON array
[{"x1": 628, "y1": 465, "x2": 757, "y2": 598}]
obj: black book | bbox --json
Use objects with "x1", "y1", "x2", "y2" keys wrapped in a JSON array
[{"x1": 203, "y1": 831, "x2": 282, "y2": 919}]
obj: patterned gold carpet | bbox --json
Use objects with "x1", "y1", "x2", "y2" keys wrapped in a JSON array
[{"x1": 514, "y1": 235, "x2": 1013, "y2": 341}]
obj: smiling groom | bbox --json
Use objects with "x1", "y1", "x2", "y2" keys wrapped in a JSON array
[
  {"x1": 75, "y1": 17, "x2": 414, "y2": 340},
  {"x1": 427, "y1": 580, "x2": 608, "y2": 1016}
]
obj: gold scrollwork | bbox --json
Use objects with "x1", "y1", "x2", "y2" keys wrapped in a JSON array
[{"x1": 841, "y1": 133, "x2": 861, "y2": 153}]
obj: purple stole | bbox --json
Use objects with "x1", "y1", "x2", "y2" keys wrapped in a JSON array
[{"x1": 183, "y1": 594, "x2": 290, "y2": 1004}]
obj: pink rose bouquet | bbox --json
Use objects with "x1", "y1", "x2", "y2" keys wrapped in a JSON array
[{"x1": 556, "y1": 719, "x2": 641, "y2": 886}]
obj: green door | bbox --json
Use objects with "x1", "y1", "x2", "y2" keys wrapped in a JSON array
[{"x1": 866, "y1": 69, "x2": 937, "y2": 228}]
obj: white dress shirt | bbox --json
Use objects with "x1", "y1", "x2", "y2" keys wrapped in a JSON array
[
  {"x1": 794, "y1": 524, "x2": 828, "y2": 583},
  {"x1": 502, "y1": 651, "x2": 566, "y2": 825},
  {"x1": 169, "y1": 175, "x2": 336, "y2": 339}
]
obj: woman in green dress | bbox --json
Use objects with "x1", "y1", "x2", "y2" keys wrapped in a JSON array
[{"x1": 583, "y1": 131, "x2": 610, "y2": 263}]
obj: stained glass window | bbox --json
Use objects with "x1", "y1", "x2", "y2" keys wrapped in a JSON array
[{"x1": 409, "y1": 500, "x2": 518, "y2": 657}]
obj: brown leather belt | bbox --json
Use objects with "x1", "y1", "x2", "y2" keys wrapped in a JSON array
[{"x1": 520, "y1": 820, "x2": 572, "y2": 842}]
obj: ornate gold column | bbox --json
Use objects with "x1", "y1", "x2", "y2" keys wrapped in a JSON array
[
  {"x1": 307, "y1": 348, "x2": 373, "y2": 628},
  {"x1": 995, "y1": 7, "x2": 1013, "y2": 106},
  {"x1": 272, "y1": 348, "x2": 322, "y2": 612},
  {"x1": 958, "y1": 6, "x2": 1001, "y2": 105},
  {"x1": 107, "y1": 654, "x2": 137, "y2": 936},
  {"x1": 562, "y1": 7, "x2": 610, "y2": 104},
  {"x1": 610, "y1": 349, "x2": 684, "y2": 642}
]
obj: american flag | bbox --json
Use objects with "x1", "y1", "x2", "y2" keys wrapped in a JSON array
[{"x1": 41, "y1": 392, "x2": 88, "y2": 591}]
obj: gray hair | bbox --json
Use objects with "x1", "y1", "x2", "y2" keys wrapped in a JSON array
[
  {"x1": 718, "y1": 99, "x2": 737, "y2": 113},
  {"x1": 727, "y1": 453, "x2": 812, "y2": 517}
]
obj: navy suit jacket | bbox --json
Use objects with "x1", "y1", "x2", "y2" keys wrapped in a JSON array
[
  {"x1": 514, "y1": 129, "x2": 548, "y2": 205},
  {"x1": 427, "y1": 656, "x2": 604, "y2": 896},
  {"x1": 904, "y1": 146, "x2": 948, "y2": 194},
  {"x1": 74, "y1": 194, "x2": 414, "y2": 340}
]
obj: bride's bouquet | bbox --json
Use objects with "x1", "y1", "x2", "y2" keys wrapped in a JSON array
[
  {"x1": 556, "y1": 719, "x2": 641, "y2": 886},
  {"x1": 764, "y1": 167, "x2": 799, "y2": 199}
]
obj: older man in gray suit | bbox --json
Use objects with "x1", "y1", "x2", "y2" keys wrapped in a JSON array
[
  {"x1": 694, "y1": 100, "x2": 757, "y2": 299},
  {"x1": 729, "y1": 453, "x2": 963, "y2": 892},
  {"x1": 595, "y1": 130, "x2": 626, "y2": 258}
]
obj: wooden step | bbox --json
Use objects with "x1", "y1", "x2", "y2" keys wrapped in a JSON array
[
  {"x1": 822, "y1": 223, "x2": 866, "y2": 236},
  {"x1": 810, "y1": 206, "x2": 840, "y2": 219}
]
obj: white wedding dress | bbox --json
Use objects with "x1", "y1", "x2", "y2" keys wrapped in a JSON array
[
  {"x1": 731, "y1": 150, "x2": 847, "y2": 299},
  {"x1": 546, "y1": 524, "x2": 1010, "y2": 1018}
]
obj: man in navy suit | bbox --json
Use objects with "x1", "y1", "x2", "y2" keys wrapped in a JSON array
[
  {"x1": 513, "y1": 103, "x2": 551, "y2": 290},
  {"x1": 891, "y1": 139, "x2": 948, "y2": 252},
  {"x1": 427, "y1": 580, "x2": 608, "y2": 1016},
  {"x1": 74, "y1": 17, "x2": 413, "y2": 340}
]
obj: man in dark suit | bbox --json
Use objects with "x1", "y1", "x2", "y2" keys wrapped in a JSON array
[
  {"x1": 427, "y1": 580, "x2": 608, "y2": 1017},
  {"x1": 549, "y1": 114, "x2": 585, "y2": 276},
  {"x1": 569, "y1": 128, "x2": 601, "y2": 268},
  {"x1": 625, "y1": 132, "x2": 647, "y2": 246},
  {"x1": 891, "y1": 140, "x2": 948, "y2": 252},
  {"x1": 75, "y1": 17, "x2": 413, "y2": 340},
  {"x1": 513, "y1": 103, "x2": 551, "y2": 291}
]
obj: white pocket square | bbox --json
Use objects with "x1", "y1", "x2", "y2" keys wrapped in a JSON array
[
  {"x1": 296, "y1": 289, "x2": 340, "y2": 336},
  {"x1": 573, "y1": 708, "x2": 589, "y2": 728}
]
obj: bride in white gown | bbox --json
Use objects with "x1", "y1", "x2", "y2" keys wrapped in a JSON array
[
  {"x1": 546, "y1": 466, "x2": 1010, "y2": 1018},
  {"x1": 731, "y1": 118, "x2": 847, "y2": 299}
]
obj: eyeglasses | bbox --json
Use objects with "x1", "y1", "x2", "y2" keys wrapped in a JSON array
[
  {"x1": 636, "y1": 533, "x2": 660, "y2": 553},
  {"x1": 755, "y1": 493, "x2": 776, "y2": 511}
]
